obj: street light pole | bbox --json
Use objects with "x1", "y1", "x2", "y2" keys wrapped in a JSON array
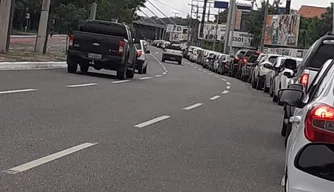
[
  {"x1": 260, "y1": 0, "x2": 269, "y2": 52},
  {"x1": 228, "y1": 0, "x2": 236, "y2": 54},
  {"x1": 187, "y1": 1, "x2": 194, "y2": 45},
  {"x1": 35, "y1": 0, "x2": 51, "y2": 53},
  {"x1": 213, "y1": 9, "x2": 220, "y2": 51},
  {"x1": 0, "y1": 0, "x2": 12, "y2": 53}
]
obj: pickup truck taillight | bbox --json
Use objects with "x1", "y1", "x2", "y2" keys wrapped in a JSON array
[
  {"x1": 118, "y1": 40, "x2": 125, "y2": 53},
  {"x1": 69, "y1": 34, "x2": 74, "y2": 46},
  {"x1": 300, "y1": 70, "x2": 310, "y2": 87},
  {"x1": 137, "y1": 50, "x2": 142, "y2": 57}
]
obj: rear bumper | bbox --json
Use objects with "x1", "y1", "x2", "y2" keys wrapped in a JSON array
[
  {"x1": 67, "y1": 49, "x2": 125, "y2": 70},
  {"x1": 163, "y1": 54, "x2": 182, "y2": 61}
]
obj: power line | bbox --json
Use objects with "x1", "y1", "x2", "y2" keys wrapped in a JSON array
[
  {"x1": 147, "y1": 0, "x2": 177, "y2": 25},
  {"x1": 150, "y1": 0, "x2": 188, "y2": 14},
  {"x1": 139, "y1": 10, "x2": 157, "y2": 24},
  {"x1": 142, "y1": 6, "x2": 167, "y2": 24}
]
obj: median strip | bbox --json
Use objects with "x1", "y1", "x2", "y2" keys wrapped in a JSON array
[
  {"x1": 3, "y1": 142, "x2": 98, "y2": 174},
  {"x1": 134, "y1": 115, "x2": 171, "y2": 128}
]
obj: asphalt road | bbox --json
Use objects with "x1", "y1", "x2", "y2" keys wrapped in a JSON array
[{"x1": 0, "y1": 46, "x2": 285, "y2": 192}]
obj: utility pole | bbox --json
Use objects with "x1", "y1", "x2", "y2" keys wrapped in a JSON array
[
  {"x1": 207, "y1": 2, "x2": 211, "y2": 22},
  {"x1": 35, "y1": 0, "x2": 51, "y2": 53},
  {"x1": 187, "y1": 1, "x2": 194, "y2": 45},
  {"x1": 199, "y1": 0, "x2": 208, "y2": 39},
  {"x1": 89, "y1": 1, "x2": 97, "y2": 20},
  {"x1": 285, "y1": 0, "x2": 291, "y2": 14},
  {"x1": 213, "y1": 9, "x2": 220, "y2": 51},
  {"x1": 260, "y1": 0, "x2": 269, "y2": 52},
  {"x1": 228, "y1": 0, "x2": 236, "y2": 54},
  {"x1": 223, "y1": 1, "x2": 233, "y2": 54},
  {"x1": 0, "y1": 0, "x2": 12, "y2": 53}
]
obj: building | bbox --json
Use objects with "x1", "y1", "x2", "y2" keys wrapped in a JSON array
[{"x1": 297, "y1": 5, "x2": 327, "y2": 18}]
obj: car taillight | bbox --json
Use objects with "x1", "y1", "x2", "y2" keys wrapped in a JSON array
[
  {"x1": 137, "y1": 50, "x2": 142, "y2": 57},
  {"x1": 69, "y1": 34, "x2": 74, "y2": 46},
  {"x1": 300, "y1": 72, "x2": 309, "y2": 87},
  {"x1": 235, "y1": 57, "x2": 240, "y2": 61},
  {"x1": 305, "y1": 104, "x2": 334, "y2": 143},
  {"x1": 119, "y1": 40, "x2": 125, "y2": 54},
  {"x1": 243, "y1": 58, "x2": 247, "y2": 63}
]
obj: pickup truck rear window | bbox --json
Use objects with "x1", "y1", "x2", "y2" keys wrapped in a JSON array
[
  {"x1": 308, "y1": 44, "x2": 334, "y2": 68},
  {"x1": 80, "y1": 21, "x2": 128, "y2": 39},
  {"x1": 245, "y1": 50, "x2": 259, "y2": 57}
]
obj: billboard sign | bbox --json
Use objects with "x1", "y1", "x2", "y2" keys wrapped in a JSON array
[
  {"x1": 228, "y1": 31, "x2": 253, "y2": 48},
  {"x1": 264, "y1": 14, "x2": 300, "y2": 47},
  {"x1": 198, "y1": 23, "x2": 226, "y2": 41},
  {"x1": 214, "y1": 1, "x2": 229, "y2": 9},
  {"x1": 166, "y1": 24, "x2": 189, "y2": 41}
]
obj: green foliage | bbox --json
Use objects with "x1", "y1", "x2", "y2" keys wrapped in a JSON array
[{"x1": 13, "y1": 0, "x2": 146, "y2": 33}]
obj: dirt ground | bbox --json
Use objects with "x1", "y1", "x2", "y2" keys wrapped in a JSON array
[{"x1": 0, "y1": 50, "x2": 66, "y2": 62}]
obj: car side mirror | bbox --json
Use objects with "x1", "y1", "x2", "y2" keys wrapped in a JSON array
[
  {"x1": 283, "y1": 72, "x2": 293, "y2": 78},
  {"x1": 145, "y1": 50, "x2": 150, "y2": 54},
  {"x1": 278, "y1": 89, "x2": 304, "y2": 107}
]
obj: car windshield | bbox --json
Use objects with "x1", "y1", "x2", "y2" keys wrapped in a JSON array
[{"x1": 268, "y1": 56, "x2": 278, "y2": 64}]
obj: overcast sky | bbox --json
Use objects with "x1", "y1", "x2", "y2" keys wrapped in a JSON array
[{"x1": 138, "y1": 0, "x2": 332, "y2": 19}]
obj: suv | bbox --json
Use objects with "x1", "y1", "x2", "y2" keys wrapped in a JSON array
[{"x1": 236, "y1": 50, "x2": 261, "y2": 79}]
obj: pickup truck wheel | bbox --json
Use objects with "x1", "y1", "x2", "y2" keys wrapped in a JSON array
[
  {"x1": 80, "y1": 65, "x2": 89, "y2": 73},
  {"x1": 143, "y1": 66, "x2": 147, "y2": 74},
  {"x1": 117, "y1": 69, "x2": 126, "y2": 80},
  {"x1": 67, "y1": 57, "x2": 77, "y2": 73},
  {"x1": 126, "y1": 69, "x2": 134, "y2": 79},
  {"x1": 178, "y1": 60, "x2": 182, "y2": 65}
]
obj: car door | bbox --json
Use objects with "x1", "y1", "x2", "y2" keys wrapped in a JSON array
[{"x1": 126, "y1": 26, "x2": 136, "y2": 66}]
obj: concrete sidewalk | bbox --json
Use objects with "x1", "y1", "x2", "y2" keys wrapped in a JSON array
[{"x1": 0, "y1": 61, "x2": 66, "y2": 70}]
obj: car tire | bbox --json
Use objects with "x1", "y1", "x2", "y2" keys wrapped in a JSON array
[
  {"x1": 143, "y1": 66, "x2": 147, "y2": 74},
  {"x1": 67, "y1": 57, "x2": 77, "y2": 73},
  {"x1": 80, "y1": 64, "x2": 89, "y2": 73},
  {"x1": 273, "y1": 94, "x2": 278, "y2": 102},
  {"x1": 251, "y1": 77, "x2": 256, "y2": 88},
  {"x1": 178, "y1": 60, "x2": 182, "y2": 65},
  {"x1": 285, "y1": 123, "x2": 292, "y2": 147},
  {"x1": 264, "y1": 87, "x2": 269, "y2": 93},
  {"x1": 137, "y1": 63, "x2": 143, "y2": 74},
  {"x1": 256, "y1": 76, "x2": 263, "y2": 90},
  {"x1": 117, "y1": 69, "x2": 126, "y2": 80},
  {"x1": 126, "y1": 69, "x2": 134, "y2": 79}
]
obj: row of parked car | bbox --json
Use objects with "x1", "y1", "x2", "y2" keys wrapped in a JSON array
[{"x1": 184, "y1": 33, "x2": 334, "y2": 192}]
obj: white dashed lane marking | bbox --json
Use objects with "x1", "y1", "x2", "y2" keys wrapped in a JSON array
[
  {"x1": 67, "y1": 83, "x2": 97, "y2": 88},
  {"x1": 222, "y1": 90, "x2": 229, "y2": 94},
  {"x1": 0, "y1": 88, "x2": 37, "y2": 95},
  {"x1": 226, "y1": 82, "x2": 230, "y2": 85},
  {"x1": 3, "y1": 142, "x2": 98, "y2": 174},
  {"x1": 134, "y1": 115, "x2": 171, "y2": 128},
  {"x1": 209, "y1": 95, "x2": 220, "y2": 100},
  {"x1": 226, "y1": 86, "x2": 231, "y2": 90},
  {"x1": 139, "y1": 77, "x2": 152, "y2": 80},
  {"x1": 112, "y1": 80, "x2": 130, "y2": 84},
  {"x1": 183, "y1": 103, "x2": 203, "y2": 111},
  {"x1": 155, "y1": 75, "x2": 162, "y2": 77}
]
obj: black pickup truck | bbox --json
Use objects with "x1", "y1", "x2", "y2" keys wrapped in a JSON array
[{"x1": 67, "y1": 20, "x2": 137, "y2": 80}]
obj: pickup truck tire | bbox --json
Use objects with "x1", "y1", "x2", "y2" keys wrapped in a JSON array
[
  {"x1": 143, "y1": 66, "x2": 147, "y2": 74},
  {"x1": 178, "y1": 60, "x2": 182, "y2": 65},
  {"x1": 80, "y1": 65, "x2": 89, "y2": 73},
  {"x1": 126, "y1": 69, "x2": 134, "y2": 79},
  {"x1": 117, "y1": 69, "x2": 126, "y2": 80},
  {"x1": 67, "y1": 57, "x2": 77, "y2": 73}
]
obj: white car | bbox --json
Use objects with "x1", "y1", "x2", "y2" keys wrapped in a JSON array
[
  {"x1": 162, "y1": 41, "x2": 170, "y2": 49},
  {"x1": 280, "y1": 59, "x2": 334, "y2": 192},
  {"x1": 273, "y1": 57, "x2": 303, "y2": 102},
  {"x1": 268, "y1": 56, "x2": 287, "y2": 96},
  {"x1": 190, "y1": 48, "x2": 202, "y2": 62},
  {"x1": 252, "y1": 54, "x2": 280, "y2": 90}
]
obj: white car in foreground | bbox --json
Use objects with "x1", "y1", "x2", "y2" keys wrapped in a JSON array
[{"x1": 279, "y1": 59, "x2": 334, "y2": 192}]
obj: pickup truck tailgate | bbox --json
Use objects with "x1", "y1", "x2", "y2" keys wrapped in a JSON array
[{"x1": 72, "y1": 31, "x2": 123, "y2": 56}]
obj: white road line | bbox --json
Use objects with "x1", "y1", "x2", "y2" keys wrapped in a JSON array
[
  {"x1": 226, "y1": 82, "x2": 230, "y2": 85},
  {"x1": 190, "y1": 64, "x2": 194, "y2": 66},
  {"x1": 163, "y1": 72, "x2": 167, "y2": 75},
  {"x1": 222, "y1": 79, "x2": 226, "y2": 81},
  {"x1": 215, "y1": 75, "x2": 219, "y2": 78},
  {"x1": 0, "y1": 89, "x2": 37, "y2": 95},
  {"x1": 3, "y1": 142, "x2": 97, "y2": 174},
  {"x1": 210, "y1": 95, "x2": 220, "y2": 100},
  {"x1": 66, "y1": 83, "x2": 97, "y2": 88},
  {"x1": 155, "y1": 75, "x2": 162, "y2": 77},
  {"x1": 203, "y1": 71, "x2": 207, "y2": 73},
  {"x1": 155, "y1": 52, "x2": 159, "y2": 53},
  {"x1": 112, "y1": 80, "x2": 130, "y2": 84},
  {"x1": 222, "y1": 90, "x2": 229, "y2": 94},
  {"x1": 226, "y1": 86, "x2": 231, "y2": 90},
  {"x1": 134, "y1": 115, "x2": 171, "y2": 128},
  {"x1": 194, "y1": 66, "x2": 198, "y2": 68},
  {"x1": 183, "y1": 103, "x2": 203, "y2": 111},
  {"x1": 139, "y1": 77, "x2": 152, "y2": 80},
  {"x1": 198, "y1": 69, "x2": 202, "y2": 71}
]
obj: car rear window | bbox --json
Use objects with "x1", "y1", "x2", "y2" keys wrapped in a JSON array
[
  {"x1": 248, "y1": 55, "x2": 258, "y2": 63},
  {"x1": 245, "y1": 50, "x2": 259, "y2": 57},
  {"x1": 168, "y1": 44, "x2": 181, "y2": 50},
  {"x1": 80, "y1": 21, "x2": 128, "y2": 39},
  {"x1": 135, "y1": 44, "x2": 141, "y2": 50},
  {"x1": 308, "y1": 44, "x2": 334, "y2": 68},
  {"x1": 268, "y1": 56, "x2": 278, "y2": 64}
]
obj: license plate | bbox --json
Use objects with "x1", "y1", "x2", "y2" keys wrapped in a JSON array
[
  {"x1": 170, "y1": 57, "x2": 175, "y2": 60},
  {"x1": 88, "y1": 53, "x2": 102, "y2": 59}
]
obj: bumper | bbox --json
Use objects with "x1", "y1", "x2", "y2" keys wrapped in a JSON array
[{"x1": 163, "y1": 54, "x2": 182, "y2": 61}]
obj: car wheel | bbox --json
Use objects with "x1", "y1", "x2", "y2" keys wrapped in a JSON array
[
  {"x1": 126, "y1": 69, "x2": 134, "y2": 79},
  {"x1": 80, "y1": 64, "x2": 89, "y2": 73},
  {"x1": 137, "y1": 63, "x2": 143, "y2": 74},
  {"x1": 256, "y1": 76, "x2": 263, "y2": 90},
  {"x1": 143, "y1": 66, "x2": 147, "y2": 74},
  {"x1": 178, "y1": 60, "x2": 182, "y2": 65},
  {"x1": 273, "y1": 94, "x2": 278, "y2": 102},
  {"x1": 117, "y1": 69, "x2": 126, "y2": 80},
  {"x1": 252, "y1": 77, "x2": 256, "y2": 88},
  {"x1": 285, "y1": 123, "x2": 292, "y2": 147},
  {"x1": 67, "y1": 57, "x2": 77, "y2": 73}
]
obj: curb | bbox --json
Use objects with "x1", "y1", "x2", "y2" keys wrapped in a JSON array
[{"x1": 0, "y1": 62, "x2": 66, "y2": 70}]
